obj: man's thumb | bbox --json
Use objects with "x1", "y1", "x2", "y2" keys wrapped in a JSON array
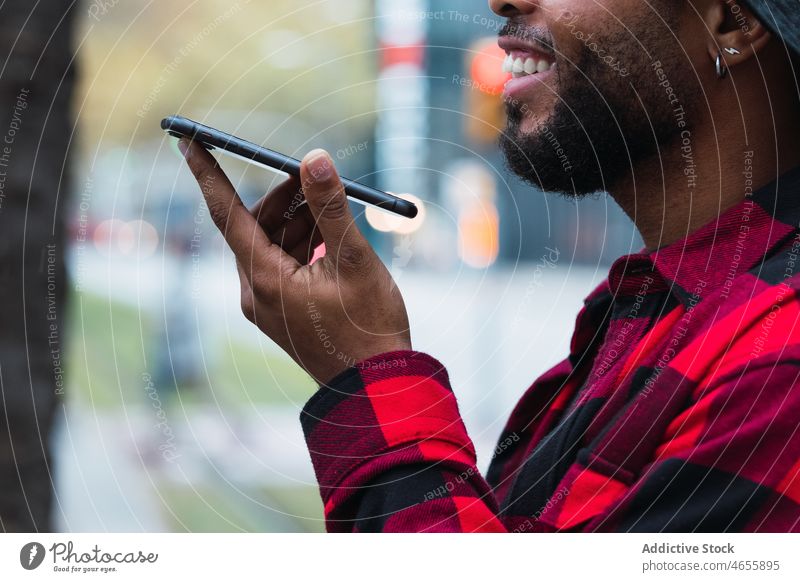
[{"x1": 300, "y1": 149, "x2": 368, "y2": 268}]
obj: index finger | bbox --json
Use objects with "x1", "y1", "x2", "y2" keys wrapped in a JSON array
[{"x1": 180, "y1": 139, "x2": 299, "y2": 277}]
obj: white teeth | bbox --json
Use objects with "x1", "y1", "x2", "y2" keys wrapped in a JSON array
[
  {"x1": 523, "y1": 58, "x2": 536, "y2": 74},
  {"x1": 502, "y1": 52, "x2": 554, "y2": 76}
]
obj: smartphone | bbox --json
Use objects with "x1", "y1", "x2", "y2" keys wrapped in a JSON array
[{"x1": 161, "y1": 115, "x2": 418, "y2": 219}]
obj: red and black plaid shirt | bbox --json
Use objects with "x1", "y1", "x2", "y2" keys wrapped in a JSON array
[{"x1": 301, "y1": 167, "x2": 800, "y2": 532}]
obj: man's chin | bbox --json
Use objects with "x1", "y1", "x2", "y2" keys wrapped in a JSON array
[
  {"x1": 517, "y1": 114, "x2": 550, "y2": 136},
  {"x1": 503, "y1": 103, "x2": 550, "y2": 133},
  {"x1": 499, "y1": 123, "x2": 581, "y2": 197}
]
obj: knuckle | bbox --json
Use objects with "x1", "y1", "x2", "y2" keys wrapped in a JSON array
[
  {"x1": 240, "y1": 293, "x2": 255, "y2": 321},
  {"x1": 190, "y1": 159, "x2": 213, "y2": 185},
  {"x1": 337, "y1": 243, "x2": 369, "y2": 271},
  {"x1": 252, "y1": 276, "x2": 279, "y2": 306},
  {"x1": 206, "y1": 198, "x2": 230, "y2": 229},
  {"x1": 318, "y1": 187, "x2": 349, "y2": 220},
  {"x1": 185, "y1": 153, "x2": 202, "y2": 176},
  {"x1": 193, "y1": 164, "x2": 222, "y2": 199}
]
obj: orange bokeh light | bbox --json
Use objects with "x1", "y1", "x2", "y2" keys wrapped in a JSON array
[{"x1": 469, "y1": 39, "x2": 510, "y2": 96}]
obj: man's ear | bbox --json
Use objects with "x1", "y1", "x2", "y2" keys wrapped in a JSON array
[{"x1": 703, "y1": 0, "x2": 772, "y2": 71}]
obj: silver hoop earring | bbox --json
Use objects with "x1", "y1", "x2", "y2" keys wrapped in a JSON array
[{"x1": 716, "y1": 53, "x2": 728, "y2": 79}]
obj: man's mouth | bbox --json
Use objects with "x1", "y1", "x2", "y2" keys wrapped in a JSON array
[
  {"x1": 497, "y1": 36, "x2": 556, "y2": 101},
  {"x1": 501, "y1": 52, "x2": 554, "y2": 77},
  {"x1": 498, "y1": 36, "x2": 556, "y2": 78}
]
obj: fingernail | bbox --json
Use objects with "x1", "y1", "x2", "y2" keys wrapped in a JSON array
[
  {"x1": 306, "y1": 149, "x2": 333, "y2": 181},
  {"x1": 177, "y1": 139, "x2": 190, "y2": 159}
]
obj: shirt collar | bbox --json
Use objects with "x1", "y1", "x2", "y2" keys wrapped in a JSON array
[{"x1": 607, "y1": 165, "x2": 800, "y2": 308}]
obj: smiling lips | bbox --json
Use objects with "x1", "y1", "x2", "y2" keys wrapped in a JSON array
[{"x1": 497, "y1": 37, "x2": 557, "y2": 99}]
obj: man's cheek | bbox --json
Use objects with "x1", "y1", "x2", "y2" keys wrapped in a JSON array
[{"x1": 555, "y1": 8, "x2": 576, "y2": 24}]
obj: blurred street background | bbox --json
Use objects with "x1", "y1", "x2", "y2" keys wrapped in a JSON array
[{"x1": 29, "y1": 0, "x2": 641, "y2": 532}]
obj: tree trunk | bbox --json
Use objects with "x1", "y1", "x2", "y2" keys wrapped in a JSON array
[{"x1": 0, "y1": 0, "x2": 77, "y2": 532}]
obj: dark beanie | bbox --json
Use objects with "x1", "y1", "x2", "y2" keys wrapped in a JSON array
[{"x1": 743, "y1": 0, "x2": 800, "y2": 55}]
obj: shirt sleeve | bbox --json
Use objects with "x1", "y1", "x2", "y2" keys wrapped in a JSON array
[{"x1": 299, "y1": 351, "x2": 508, "y2": 532}]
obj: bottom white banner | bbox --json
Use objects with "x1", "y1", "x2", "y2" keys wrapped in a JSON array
[{"x1": 0, "y1": 533, "x2": 797, "y2": 581}]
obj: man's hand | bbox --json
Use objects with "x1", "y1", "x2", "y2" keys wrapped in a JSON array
[{"x1": 180, "y1": 140, "x2": 412, "y2": 384}]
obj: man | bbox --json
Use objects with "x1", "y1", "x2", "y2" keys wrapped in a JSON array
[{"x1": 179, "y1": 0, "x2": 800, "y2": 531}]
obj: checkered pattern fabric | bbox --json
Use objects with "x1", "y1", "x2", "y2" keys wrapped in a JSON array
[{"x1": 301, "y1": 166, "x2": 800, "y2": 532}]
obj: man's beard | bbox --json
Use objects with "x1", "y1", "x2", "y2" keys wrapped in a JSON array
[{"x1": 499, "y1": 25, "x2": 696, "y2": 198}]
